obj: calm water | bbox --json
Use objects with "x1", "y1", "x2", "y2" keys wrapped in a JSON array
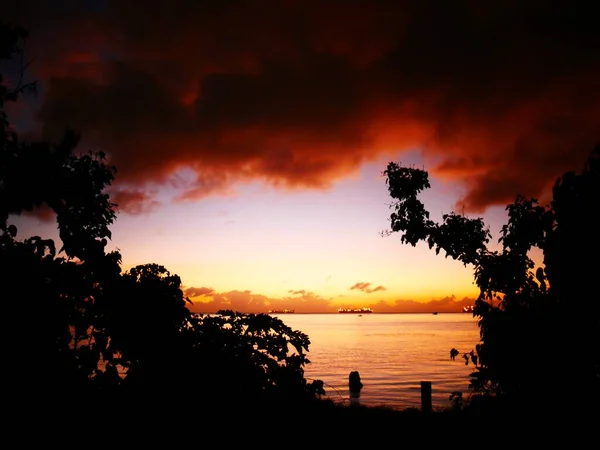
[{"x1": 274, "y1": 313, "x2": 480, "y2": 410}]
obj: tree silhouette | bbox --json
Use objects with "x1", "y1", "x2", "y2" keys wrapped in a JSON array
[
  {"x1": 1, "y1": 24, "x2": 322, "y2": 415},
  {"x1": 383, "y1": 146, "x2": 600, "y2": 410},
  {"x1": 1, "y1": 24, "x2": 123, "y2": 408}
]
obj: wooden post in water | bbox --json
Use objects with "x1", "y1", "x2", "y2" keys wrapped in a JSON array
[{"x1": 421, "y1": 381, "x2": 432, "y2": 413}]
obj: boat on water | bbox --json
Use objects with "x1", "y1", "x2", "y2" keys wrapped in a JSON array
[
  {"x1": 268, "y1": 309, "x2": 295, "y2": 314},
  {"x1": 462, "y1": 305, "x2": 474, "y2": 313},
  {"x1": 338, "y1": 307, "x2": 373, "y2": 314}
]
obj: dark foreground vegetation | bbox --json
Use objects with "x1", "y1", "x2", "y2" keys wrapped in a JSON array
[
  {"x1": 1, "y1": 24, "x2": 598, "y2": 439},
  {"x1": 383, "y1": 143, "x2": 599, "y2": 415}
]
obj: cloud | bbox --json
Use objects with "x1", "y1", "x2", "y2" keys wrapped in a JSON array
[
  {"x1": 368, "y1": 296, "x2": 475, "y2": 313},
  {"x1": 189, "y1": 287, "x2": 334, "y2": 313},
  {"x1": 350, "y1": 282, "x2": 387, "y2": 294},
  {"x1": 8, "y1": 187, "x2": 160, "y2": 222},
  {"x1": 191, "y1": 289, "x2": 271, "y2": 313},
  {"x1": 18, "y1": 204, "x2": 56, "y2": 223},
  {"x1": 280, "y1": 290, "x2": 334, "y2": 313},
  {"x1": 111, "y1": 188, "x2": 161, "y2": 215},
  {"x1": 7, "y1": 0, "x2": 600, "y2": 212},
  {"x1": 184, "y1": 286, "x2": 215, "y2": 298},
  {"x1": 186, "y1": 285, "x2": 473, "y2": 314},
  {"x1": 288, "y1": 289, "x2": 306, "y2": 295}
]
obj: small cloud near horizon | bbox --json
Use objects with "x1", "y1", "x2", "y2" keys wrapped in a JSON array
[
  {"x1": 350, "y1": 282, "x2": 387, "y2": 294},
  {"x1": 184, "y1": 286, "x2": 215, "y2": 297},
  {"x1": 288, "y1": 289, "x2": 307, "y2": 295}
]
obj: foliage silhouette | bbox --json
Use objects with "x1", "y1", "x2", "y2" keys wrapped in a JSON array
[
  {"x1": 1, "y1": 24, "x2": 323, "y2": 413},
  {"x1": 383, "y1": 146, "x2": 600, "y2": 410},
  {"x1": 2, "y1": 24, "x2": 122, "y2": 407}
]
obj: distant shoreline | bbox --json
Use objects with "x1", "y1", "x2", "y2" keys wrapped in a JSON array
[{"x1": 191, "y1": 311, "x2": 472, "y2": 315}]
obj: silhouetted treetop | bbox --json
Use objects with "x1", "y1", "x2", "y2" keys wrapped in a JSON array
[{"x1": 384, "y1": 162, "x2": 491, "y2": 265}]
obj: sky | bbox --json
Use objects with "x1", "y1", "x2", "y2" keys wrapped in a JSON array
[{"x1": 3, "y1": 0, "x2": 599, "y2": 313}]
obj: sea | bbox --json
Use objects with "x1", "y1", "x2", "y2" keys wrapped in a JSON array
[{"x1": 271, "y1": 312, "x2": 480, "y2": 411}]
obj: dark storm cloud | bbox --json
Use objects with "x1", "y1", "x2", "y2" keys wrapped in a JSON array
[{"x1": 6, "y1": 0, "x2": 599, "y2": 212}]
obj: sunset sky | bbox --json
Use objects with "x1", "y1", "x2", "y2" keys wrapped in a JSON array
[{"x1": 4, "y1": 0, "x2": 599, "y2": 313}]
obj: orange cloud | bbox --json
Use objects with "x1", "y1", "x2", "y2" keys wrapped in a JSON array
[
  {"x1": 350, "y1": 282, "x2": 387, "y2": 294},
  {"x1": 7, "y1": 1, "x2": 599, "y2": 212},
  {"x1": 186, "y1": 285, "x2": 474, "y2": 314},
  {"x1": 184, "y1": 287, "x2": 215, "y2": 298},
  {"x1": 369, "y1": 296, "x2": 475, "y2": 314},
  {"x1": 280, "y1": 291, "x2": 334, "y2": 313},
  {"x1": 187, "y1": 287, "x2": 335, "y2": 313},
  {"x1": 188, "y1": 289, "x2": 272, "y2": 314},
  {"x1": 111, "y1": 188, "x2": 161, "y2": 215}
]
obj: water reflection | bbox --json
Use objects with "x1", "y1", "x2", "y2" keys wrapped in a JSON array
[{"x1": 272, "y1": 312, "x2": 480, "y2": 410}]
